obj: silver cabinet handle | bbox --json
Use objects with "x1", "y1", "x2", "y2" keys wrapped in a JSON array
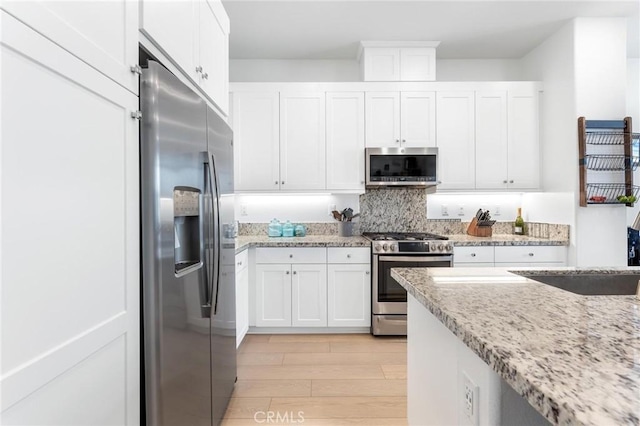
[
  {"x1": 360, "y1": 181, "x2": 365, "y2": 184},
  {"x1": 509, "y1": 180, "x2": 514, "y2": 184},
  {"x1": 347, "y1": 254, "x2": 351, "y2": 258},
  {"x1": 293, "y1": 271, "x2": 297, "y2": 275},
  {"x1": 275, "y1": 181, "x2": 278, "y2": 185},
  {"x1": 395, "y1": 139, "x2": 400, "y2": 143},
  {"x1": 470, "y1": 253, "x2": 476, "y2": 257},
  {"x1": 402, "y1": 139, "x2": 406, "y2": 144},
  {"x1": 529, "y1": 253, "x2": 534, "y2": 257},
  {"x1": 286, "y1": 270, "x2": 290, "y2": 275},
  {"x1": 237, "y1": 261, "x2": 242, "y2": 266},
  {"x1": 202, "y1": 72, "x2": 209, "y2": 80},
  {"x1": 195, "y1": 65, "x2": 203, "y2": 73},
  {"x1": 503, "y1": 180, "x2": 508, "y2": 184},
  {"x1": 365, "y1": 271, "x2": 370, "y2": 275},
  {"x1": 281, "y1": 181, "x2": 285, "y2": 185},
  {"x1": 289, "y1": 254, "x2": 293, "y2": 258}
]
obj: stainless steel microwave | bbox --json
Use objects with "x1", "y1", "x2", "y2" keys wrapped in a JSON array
[{"x1": 365, "y1": 147, "x2": 438, "y2": 189}]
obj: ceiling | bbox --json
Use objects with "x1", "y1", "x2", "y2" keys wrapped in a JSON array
[{"x1": 222, "y1": 0, "x2": 640, "y2": 60}]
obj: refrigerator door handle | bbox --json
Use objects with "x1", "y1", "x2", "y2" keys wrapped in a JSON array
[
  {"x1": 210, "y1": 153, "x2": 222, "y2": 315},
  {"x1": 199, "y1": 192, "x2": 211, "y2": 318},
  {"x1": 204, "y1": 154, "x2": 220, "y2": 314}
]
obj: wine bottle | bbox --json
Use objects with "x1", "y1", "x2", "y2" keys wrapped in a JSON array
[{"x1": 514, "y1": 208, "x2": 524, "y2": 235}]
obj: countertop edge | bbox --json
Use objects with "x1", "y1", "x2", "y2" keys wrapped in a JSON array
[{"x1": 392, "y1": 270, "x2": 578, "y2": 425}]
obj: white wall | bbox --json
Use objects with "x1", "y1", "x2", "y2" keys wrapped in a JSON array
[
  {"x1": 520, "y1": 20, "x2": 579, "y2": 265},
  {"x1": 426, "y1": 193, "x2": 523, "y2": 221},
  {"x1": 230, "y1": 59, "x2": 523, "y2": 82},
  {"x1": 235, "y1": 193, "x2": 360, "y2": 223},
  {"x1": 230, "y1": 59, "x2": 360, "y2": 82},
  {"x1": 627, "y1": 58, "x2": 640, "y2": 226},
  {"x1": 573, "y1": 18, "x2": 628, "y2": 267}
]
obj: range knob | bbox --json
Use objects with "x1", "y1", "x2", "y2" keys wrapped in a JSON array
[
  {"x1": 389, "y1": 244, "x2": 396, "y2": 252},
  {"x1": 382, "y1": 243, "x2": 389, "y2": 251},
  {"x1": 429, "y1": 242, "x2": 437, "y2": 252},
  {"x1": 438, "y1": 244, "x2": 444, "y2": 251},
  {"x1": 445, "y1": 243, "x2": 453, "y2": 252},
  {"x1": 374, "y1": 244, "x2": 382, "y2": 252}
]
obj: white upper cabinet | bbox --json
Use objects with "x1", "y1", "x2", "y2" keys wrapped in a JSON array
[
  {"x1": 140, "y1": 0, "x2": 230, "y2": 115},
  {"x1": 475, "y1": 91, "x2": 509, "y2": 189},
  {"x1": 365, "y1": 92, "x2": 401, "y2": 147},
  {"x1": 437, "y1": 91, "x2": 476, "y2": 190},
  {"x1": 361, "y1": 44, "x2": 437, "y2": 81},
  {"x1": 2, "y1": 0, "x2": 138, "y2": 94},
  {"x1": 507, "y1": 90, "x2": 540, "y2": 189},
  {"x1": 366, "y1": 91, "x2": 435, "y2": 148},
  {"x1": 400, "y1": 92, "x2": 436, "y2": 147},
  {"x1": 475, "y1": 88, "x2": 540, "y2": 190},
  {"x1": 231, "y1": 91, "x2": 280, "y2": 191},
  {"x1": 326, "y1": 92, "x2": 366, "y2": 191},
  {"x1": 280, "y1": 92, "x2": 326, "y2": 190}
]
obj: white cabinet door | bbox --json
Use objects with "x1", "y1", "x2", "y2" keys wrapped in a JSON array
[
  {"x1": 326, "y1": 92, "x2": 365, "y2": 191},
  {"x1": 400, "y1": 48, "x2": 436, "y2": 81},
  {"x1": 436, "y1": 91, "x2": 476, "y2": 189},
  {"x1": 235, "y1": 251, "x2": 249, "y2": 347},
  {"x1": 475, "y1": 91, "x2": 509, "y2": 189},
  {"x1": 327, "y1": 264, "x2": 371, "y2": 327},
  {"x1": 280, "y1": 93, "x2": 326, "y2": 190},
  {"x1": 2, "y1": 0, "x2": 138, "y2": 94},
  {"x1": 140, "y1": 0, "x2": 198, "y2": 81},
  {"x1": 232, "y1": 92, "x2": 280, "y2": 191},
  {"x1": 198, "y1": 0, "x2": 229, "y2": 114},
  {"x1": 291, "y1": 265, "x2": 328, "y2": 327},
  {"x1": 401, "y1": 91, "x2": 436, "y2": 147},
  {"x1": 508, "y1": 90, "x2": 540, "y2": 189},
  {"x1": 1, "y1": 12, "x2": 139, "y2": 423},
  {"x1": 255, "y1": 264, "x2": 292, "y2": 327},
  {"x1": 365, "y1": 92, "x2": 401, "y2": 147},
  {"x1": 363, "y1": 47, "x2": 400, "y2": 81}
]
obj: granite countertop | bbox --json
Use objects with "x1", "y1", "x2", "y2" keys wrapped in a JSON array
[
  {"x1": 235, "y1": 235, "x2": 370, "y2": 253},
  {"x1": 235, "y1": 233, "x2": 568, "y2": 253},
  {"x1": 391, "y1": 266, "x2": 640, "y2": 426},
  {"x1": 447, "y1": 234, "x2": 568, "y2": 246}
]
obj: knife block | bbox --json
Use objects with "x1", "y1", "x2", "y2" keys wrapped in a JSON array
[{"x1": 467, "y1": 217, "x2": 493, "y2": 237}]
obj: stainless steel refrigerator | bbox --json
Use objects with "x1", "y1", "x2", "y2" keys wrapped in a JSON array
[{"x1": 140, "y1": 61, "x2": 236, "y2": 426}]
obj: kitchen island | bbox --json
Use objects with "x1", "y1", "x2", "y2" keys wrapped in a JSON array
[{"x1": 391, "y1": 266, "x2": 640, "y2": 426}]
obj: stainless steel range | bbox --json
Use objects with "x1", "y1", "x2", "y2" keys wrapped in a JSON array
[{"x1": 363, "y1": 232, "x2": 453, "y2": 336}]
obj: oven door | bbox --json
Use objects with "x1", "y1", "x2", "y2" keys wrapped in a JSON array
[{"x1": 372, "y1": 255, "x2": 452, "y2": 315}]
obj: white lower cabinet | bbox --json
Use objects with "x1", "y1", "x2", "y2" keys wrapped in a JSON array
[
  {"x1": 327, "y1": 264, "x2": 371, "y2": 327},
  {"x1": 454, "y1": 245, "x2": 567, "y2": 267},
  {"x1": 292, "y1": 265, "x2": 328, "y2": 327},
  {"x1": 235, "y1": 250, "x2": 249, "y2": 347},
  {"x1": 252, "y1": 247, "x2": 371, "y2": 330}
]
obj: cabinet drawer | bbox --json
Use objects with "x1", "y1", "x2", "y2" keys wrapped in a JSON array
[
  {"x1": 453, "y1": 246, "x2": 494, "y2": 263},
  {"x1": 255, "y1": 247, "x2": 327, "y2": 264},
  {"x1": 235, "y1": 249, "x2": 249, "y2": 272},
  {"x1": 327, "y1": 247, "x2": 371, "y2": 264},
  {"x1": 494, "y1": 246, "x2": 567, "y2": 263}
]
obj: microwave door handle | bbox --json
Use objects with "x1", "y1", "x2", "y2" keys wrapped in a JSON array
[{"x1": 210, "y1": 154, "x2": 222, "y2": 315}]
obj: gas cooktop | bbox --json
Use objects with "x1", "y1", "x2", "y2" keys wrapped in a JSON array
[
  {"x1": 362, "y1": 232, "x2": 452, "y2": 254},
  {"x1": 362, "y1": 232, "x2": 449, "y2": 242}
]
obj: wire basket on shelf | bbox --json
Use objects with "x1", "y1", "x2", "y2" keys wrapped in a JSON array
[
  {"x1": 585, "y1": 183, "x2": 640, "y2": 204},
  {"x1": 585, "y1": 131, "x2": 626, "y2": 145},
  {"x1": 584, "y1": 154, "x2": 639, "y2": 171}
]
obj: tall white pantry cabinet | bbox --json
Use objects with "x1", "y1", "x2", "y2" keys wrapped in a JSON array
[{"x1": 0, "y1": 5, "x2": 139, "y2": 426}]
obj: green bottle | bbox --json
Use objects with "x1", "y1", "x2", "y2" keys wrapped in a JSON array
[{"x1": 514, "y1": 208, "x2": 524, "y2": 235}]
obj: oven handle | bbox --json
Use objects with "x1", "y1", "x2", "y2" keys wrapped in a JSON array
[{"x1": 378, "y1": 255, "x2": 453, "y2": 263}]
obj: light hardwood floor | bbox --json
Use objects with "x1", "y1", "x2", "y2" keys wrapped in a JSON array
[{"x1": 221, "y1": 334, "x2": 408, "y2": 426}]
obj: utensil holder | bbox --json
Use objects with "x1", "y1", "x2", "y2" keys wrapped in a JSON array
[
  {"x1": 467, "y1": 217, "x2": 492, "y2": 237},
  {"x1": 338, "y1": 222, "x2": 353, "y2": 237}
]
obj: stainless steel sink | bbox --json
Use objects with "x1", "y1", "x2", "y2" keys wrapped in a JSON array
[{"x1": 515, "y1": 273, "x2": 640, "y2": 296}]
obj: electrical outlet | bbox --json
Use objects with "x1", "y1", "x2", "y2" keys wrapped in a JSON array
[
  {"x1": 328, "y1": 204, "x2": 337, "y2": 216},
  {"x1": 458, "y1": 205, "x2": 465, "y2": 217},
  {"x1": 442, "y1": 204, "x2": 449, "y2": 216},
  {"x1": 494, "y1": 205, "x2": 501, "y2": 216},
  {"x1": 240, "y1": 204, "x2": 248, "y2": 216},
  {"x1": 462, "y1": 372, "x2": 479, "y2": 426}
]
